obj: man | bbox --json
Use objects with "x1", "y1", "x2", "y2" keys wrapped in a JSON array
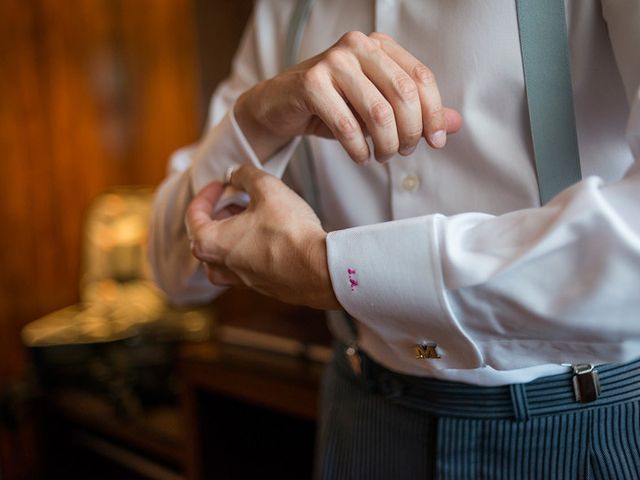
[{"x1": 150, "y1": 0, "x2": 640, "y2": 478}]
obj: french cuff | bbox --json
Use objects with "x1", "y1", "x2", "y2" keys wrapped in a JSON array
[
  {"x1": 190, "y1": 106, "x2": 301, "y2": 193},
  {"x1": 326, "y1": 215, "x2": 483, "y2": 370}
]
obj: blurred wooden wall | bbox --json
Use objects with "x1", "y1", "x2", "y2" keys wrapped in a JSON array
[{"x1": 0, "y1": 0, "x2": 210, "y2": 477}]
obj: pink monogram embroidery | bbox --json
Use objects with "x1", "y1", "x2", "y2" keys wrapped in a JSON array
[{"x1": 348, "y1": 268, "x2": 358, "y2": 291}]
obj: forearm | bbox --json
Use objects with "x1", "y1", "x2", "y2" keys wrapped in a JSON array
[{"x1": 234, "y1": 83, "x2": 297, "y2": 164}]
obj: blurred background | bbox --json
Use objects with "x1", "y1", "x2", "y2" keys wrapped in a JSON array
[{"x1": 0, "y1": 1, "x2": 331, "y2": 478}]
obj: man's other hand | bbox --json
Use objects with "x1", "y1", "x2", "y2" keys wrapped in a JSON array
[
  {"x1": 185, "y1": 166, "x2": 341, "y2": 310},
  {"x1": 235, "y1": 31, "x2": 463, "y2": 164}
]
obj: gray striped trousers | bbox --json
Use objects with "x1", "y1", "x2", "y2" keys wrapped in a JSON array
[{"x1": 314, "y1": 346, "x2": 640, "y2": 480}]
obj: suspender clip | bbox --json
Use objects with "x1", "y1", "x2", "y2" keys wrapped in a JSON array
[{"x1": 572, "y1": 364, "x2": 601, "y2": 403}]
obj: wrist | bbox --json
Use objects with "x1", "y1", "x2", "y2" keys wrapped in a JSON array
[
  {"x1": 305, "y1": 230, "x2": 341, "y2": 310},
  {"x1": 234, "y1": 84, "x2": 293, "y2": 163}
]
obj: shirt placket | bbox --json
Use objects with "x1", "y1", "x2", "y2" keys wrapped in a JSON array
[{"x1": 375, "y1": 0, "x2": 427, "y2": 221}]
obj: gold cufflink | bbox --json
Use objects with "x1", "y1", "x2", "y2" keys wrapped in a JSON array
[{"x1": 415, "y1": 342, "x2": 441, "y2": 359}]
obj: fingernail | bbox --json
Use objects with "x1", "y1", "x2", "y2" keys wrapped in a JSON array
[
  {"x1": 429, "y1": 130, "x2": 447, "y2": 148},
  {"x1": 399, "y1": 145, "x2": 416, "y2": 156}
]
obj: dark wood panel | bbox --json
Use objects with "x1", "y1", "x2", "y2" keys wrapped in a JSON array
[
  {"x1": 193, "y1": 0, "x2": 254, "y2": 125},
  {"x1": 0, "y1": 0, "x2": 202, "y2": 476},
  {"x1": 0, "y1": 0, "x2": 200, "y2": 374}
]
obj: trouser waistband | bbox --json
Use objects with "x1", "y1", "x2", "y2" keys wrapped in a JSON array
[{"x1": 334, "y1": 342, "x2": 640, "y2": 421}]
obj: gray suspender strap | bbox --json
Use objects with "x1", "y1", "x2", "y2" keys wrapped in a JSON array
[
  {"x1": 285, "y1": 0, "x2": 326, "y2": 223},
  {"x1": 285, "y1": 0, "x2": 315, "y2": 69},
  {"x1": 515, "y1": 0, "x2": 582, "y2": 205}
]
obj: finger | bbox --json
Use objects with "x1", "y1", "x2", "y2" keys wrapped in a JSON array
[
  {"x1": 227, "y1": 164, "x2": 277, "y2": 200},
  {"x1": 327, "y1": 51, "x2": 401, "y2": 162},
  {"x1": 445, "y1": 108, "x2": 463, "y2": 134},
  {"x1": 301, "y1": 65, "x2": 371, "y2": 164},
  {"x1": 304, "y1": 116, "x2": 333, "y2": 138},
  {"x1": 185, "y1": 181, "x2": 226, "y2": 235},
  {"x1": 361, "y1": 55, "x2": 422, "y2": 156},
  {"x1": 370, "y1": 32, "x2": 457, "y2": 149},
  {"x1": 335, "y1": 34, "x2": 422, "y2": 157}
]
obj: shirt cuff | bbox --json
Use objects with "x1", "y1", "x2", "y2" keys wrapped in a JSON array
[
  {"x1": 326, "y1": 215, "x2": 483, "y2": 371},
  {"x1": 191, "y1": 106, "x2": 301, "y2": 193}
]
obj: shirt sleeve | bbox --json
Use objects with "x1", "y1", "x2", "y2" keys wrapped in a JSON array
[
  {"x1": 327, "y1": 2, "x2": 640, "y2": 371},
  {"x1": 149, "y1": 0, "x2": 299, "y2": 305}
]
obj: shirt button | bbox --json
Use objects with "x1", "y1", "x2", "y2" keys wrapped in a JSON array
[{"x1": 402, "y1": 174, "x2": 419, "y2": 192}]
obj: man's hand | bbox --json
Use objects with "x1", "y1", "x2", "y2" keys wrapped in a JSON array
[
  {"x1": 235, "y1": 31, "x2": 463, "y2": 164},
  {"x1": 186, "y1": 165, "x2": 341, "y2": 310}
]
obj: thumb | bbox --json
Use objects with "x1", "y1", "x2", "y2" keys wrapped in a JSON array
[
  {"x1": 228, "y1": 165, "x2": 272, "y2": 200},
  {"x1": 185, "y1": 181, "x2": 225, "y2": 233}
]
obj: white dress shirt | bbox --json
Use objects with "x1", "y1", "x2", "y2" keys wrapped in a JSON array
[{"x1": 150, "y1": 0, "x2": 640, "y2": 386}]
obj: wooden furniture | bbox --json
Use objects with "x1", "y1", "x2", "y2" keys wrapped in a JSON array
[
  {"x1": 180, "y1": 341, "x2": 326, "y2": 480},
  {"x1": 43, "y1": 390, "x2": 185, "y2": 479},
  {"x1": 39, "y1": 290, "x2": 332, "y2": 479},
  {"x1": 40, "y1": 342, "x2": 327, "y2": 480},
  {"x1": 176, "y1": 289, "x2": 331, "y2": 479}
]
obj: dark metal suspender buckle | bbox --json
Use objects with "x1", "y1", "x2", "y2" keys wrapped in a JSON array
[{"x1": 572, "y1": 364, "x2": 601, "y2": 404}]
